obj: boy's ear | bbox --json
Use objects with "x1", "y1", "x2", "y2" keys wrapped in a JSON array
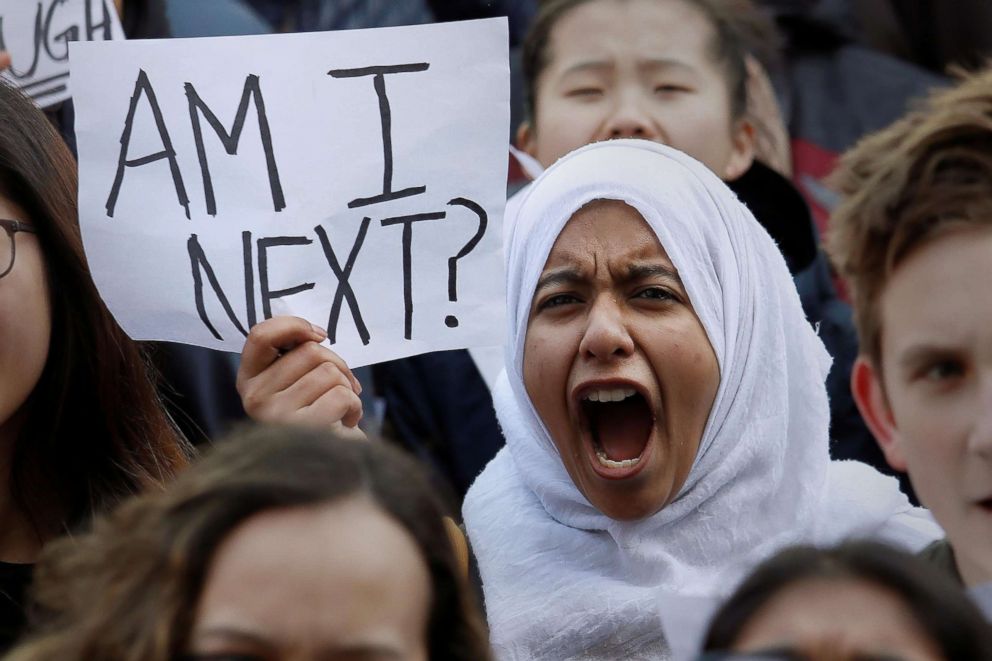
[
  {"x1": 722, "y1": 118, "x2": 756, "y2": 181},
  {"x1": 516, "y1": 120, "x2": 537, "y2": 158},
  {"x1": 851, "y1": 356, "x2": 908, "y2": 472}
]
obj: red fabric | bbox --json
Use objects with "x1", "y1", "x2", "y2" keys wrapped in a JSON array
[
  {"x1": 791, "y1": 138, "x2": 852, "y2": 301},
  {"x1": 791, "y1": 137, "x2": 840, "y2": 236}
]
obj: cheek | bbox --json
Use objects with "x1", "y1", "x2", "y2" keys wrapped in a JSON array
[
  {"x1": 647, "y1": 320, "x2": 719, "y2": 425},
  {"x1": 882, "y1": 386, "x2": 967, "y2": 509},
  {"x1": 523, "y1": 327, "x2": 574, "y2": 431},
  {"x1": 0, "y1": 248, "x2": 51, "y2": 427},
  {"x1": 532, "y1": 101, "x2": 601, "y2": 164},
  {"x1": 696, "y1": 342, "x2": 721, "y2": 408},
  {"x1": 898, "y1": 413, "x2": 960, "y2": 472},
  {"x1": 673, "y1": 121, "x2": 733, "y2": 173},
  {"x1": 663, "y1": 96, "x2": 740, "y2": 172},
  {"x1": 21, "y1": 256, "x2": 51, "y2": 367},
  {"x1": 886, "y1": 385, "x2": 962, "y2": 464},
  {"x1": 682, "y1": 344, "x2": 719, "y2": 462},
  {"x1": 670, "y1": 326, "x2": 717, "y2": 388}
]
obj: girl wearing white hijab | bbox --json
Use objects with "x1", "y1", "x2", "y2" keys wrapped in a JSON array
[{"x1": 462, "y1": 140, "x2": 939, "y2": 660}]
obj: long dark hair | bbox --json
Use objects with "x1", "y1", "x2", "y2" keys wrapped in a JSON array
[
  {"x1": 703, "y1": 541, "x2": 992, "y2": 660},
  {"x1": 11, "y1": 426, "x2": 492, "y2": 661},
  {"x1": 0, "y1": 80, "x2": 190, "y2": 539}
]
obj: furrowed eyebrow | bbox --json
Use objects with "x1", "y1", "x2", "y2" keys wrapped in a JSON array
[
  {"x1": 535, "y1": 267, "x2": 585, "y2": 293},
  {"x1": 625, "y1": 263, "x2": 683, "y2": 286}
]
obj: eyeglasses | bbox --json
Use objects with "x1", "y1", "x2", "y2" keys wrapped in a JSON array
[{"x1": 0, "y1": 219, "x2": 37, "y2": 280}]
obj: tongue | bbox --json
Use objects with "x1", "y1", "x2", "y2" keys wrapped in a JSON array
[{"x1": 593, "y1": 398, "x2": 652, "y2": 461}]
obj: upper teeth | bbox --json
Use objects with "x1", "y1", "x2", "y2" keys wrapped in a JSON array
[{"x1": 584, "y1": 387, "x2": 637, "y2": 403}]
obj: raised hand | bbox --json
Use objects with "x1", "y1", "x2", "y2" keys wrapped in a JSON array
[{"x1": 237, "y1": 316, "x2": 365, "y2": 441}]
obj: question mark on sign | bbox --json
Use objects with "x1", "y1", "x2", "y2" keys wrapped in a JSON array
[{"x1": 444, "y1": 197, "x2": 488, "y2": 328}]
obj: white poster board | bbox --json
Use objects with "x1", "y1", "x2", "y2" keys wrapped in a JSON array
[
  {"x1": 0, "y1": 0, "x2": 124, "y2": 107},
  {"x1": 70, "y1": 19, "x2": 509, "y2": 367}
]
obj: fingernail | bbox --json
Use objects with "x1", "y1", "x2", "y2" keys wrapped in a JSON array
[{"x1": 310, "y1": 323, "x2": 327, "y2": 340}]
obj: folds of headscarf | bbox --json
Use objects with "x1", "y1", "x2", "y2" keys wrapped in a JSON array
[{"x1": 464, "y1": 140, "x2": 940, "y2": 660}]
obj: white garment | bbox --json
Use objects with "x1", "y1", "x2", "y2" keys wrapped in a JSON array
[
  {"x1": 468, "y1": 345, "x2": 503, "y2": 389},
  {"x1": 463, "y1": 140, "x2": 940, "y2": 660},
  {"x1": 509, "y1": 143, "x2": 545, "y2": 180}
]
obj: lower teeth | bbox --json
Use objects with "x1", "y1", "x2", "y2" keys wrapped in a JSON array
[{"x1": 595, "y1": 448, "x2": 640, "y2": 469}]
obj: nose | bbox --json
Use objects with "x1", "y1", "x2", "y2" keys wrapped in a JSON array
[
  {"x1": 579, "y1": 295, "x2": 635, "y2": 362},
  {"x1": 603, "y1": 92, "x2": 660, "y2": 141}
]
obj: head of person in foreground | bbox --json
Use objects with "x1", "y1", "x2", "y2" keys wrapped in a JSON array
[
  {"x1": 9, "y1": 425, "x2": 491, "y2": 661},
  {"x1": 701, "y1": 541, "x2": 992, "y2": 660}
]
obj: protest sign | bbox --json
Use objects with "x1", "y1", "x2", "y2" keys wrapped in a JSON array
[
  {"x1": 70, "y1": 19, "x2": 509, "y2": 367},
  {"x1": 0, "y1": 0, "x2": 124, "y2": 107}
]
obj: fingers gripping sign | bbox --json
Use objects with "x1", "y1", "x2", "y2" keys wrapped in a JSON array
[{"x1": 238, "y1": 316, "x2": 366, "y2": 440}]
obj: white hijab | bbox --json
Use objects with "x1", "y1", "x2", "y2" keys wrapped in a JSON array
[{"x1": 463, "y1": 141, "x2": 940, "y2": 660}]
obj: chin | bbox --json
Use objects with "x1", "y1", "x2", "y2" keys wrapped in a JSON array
[
  {"x1": 591, "y1": 488, "x2": 668, "y2": 521},
  {"x1": 603, "y1": 506, "x2": 659, "y2": 522}
]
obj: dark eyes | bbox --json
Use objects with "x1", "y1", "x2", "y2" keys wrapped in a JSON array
[
  {"x1": 539, "y1": 293, "x2": 581, "y2": 310},
  {"x1": 634, "y1": 287, "x2": 674, "y2": 301},
  {"x1": 923, "y1": 360, "x2": 965, "y2": 382},
  {"x1": 566, "y1": 85, "x2": 689, "y2": 98},
  {"x1": 566, "y1": 87, "x2": 603, "y2": 98},
  {"x1": 537, "y1": 287, "x2": 674, "y2": 311}
]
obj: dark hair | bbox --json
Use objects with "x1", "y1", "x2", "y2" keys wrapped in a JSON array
[
  {"x1": 703, "y1": 541, "x2": 992, "y2": 660},
  {"x1": 10, "y1": 425, "x2": 492, "y2": 661},
  {"x1": 521, "y1": 0, "x2": 779, "y2": 123},
  {"x1": 0, "y1": 80, "x2": 190, "y2": 539}
]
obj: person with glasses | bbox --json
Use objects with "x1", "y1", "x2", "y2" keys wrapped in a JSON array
[
  {"x1": 0, "y1": 220, "x2": 36, "y2": 279},
  {"x1": 0, "y1": 78, "x2": 194, "y2": 652}
]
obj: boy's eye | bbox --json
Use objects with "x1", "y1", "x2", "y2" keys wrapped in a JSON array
[{"x1": 923, "y1": 360, "x2": 965, "y2": 382}]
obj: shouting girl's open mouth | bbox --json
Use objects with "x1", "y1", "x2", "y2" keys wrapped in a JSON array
[{"x1": 576, "y1": 383, "x2": 655, "y2": 480}]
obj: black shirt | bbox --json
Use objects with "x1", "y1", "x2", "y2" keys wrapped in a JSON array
[{"x1": 0, "y1": 561, "x2": 33, "y2": 654}]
